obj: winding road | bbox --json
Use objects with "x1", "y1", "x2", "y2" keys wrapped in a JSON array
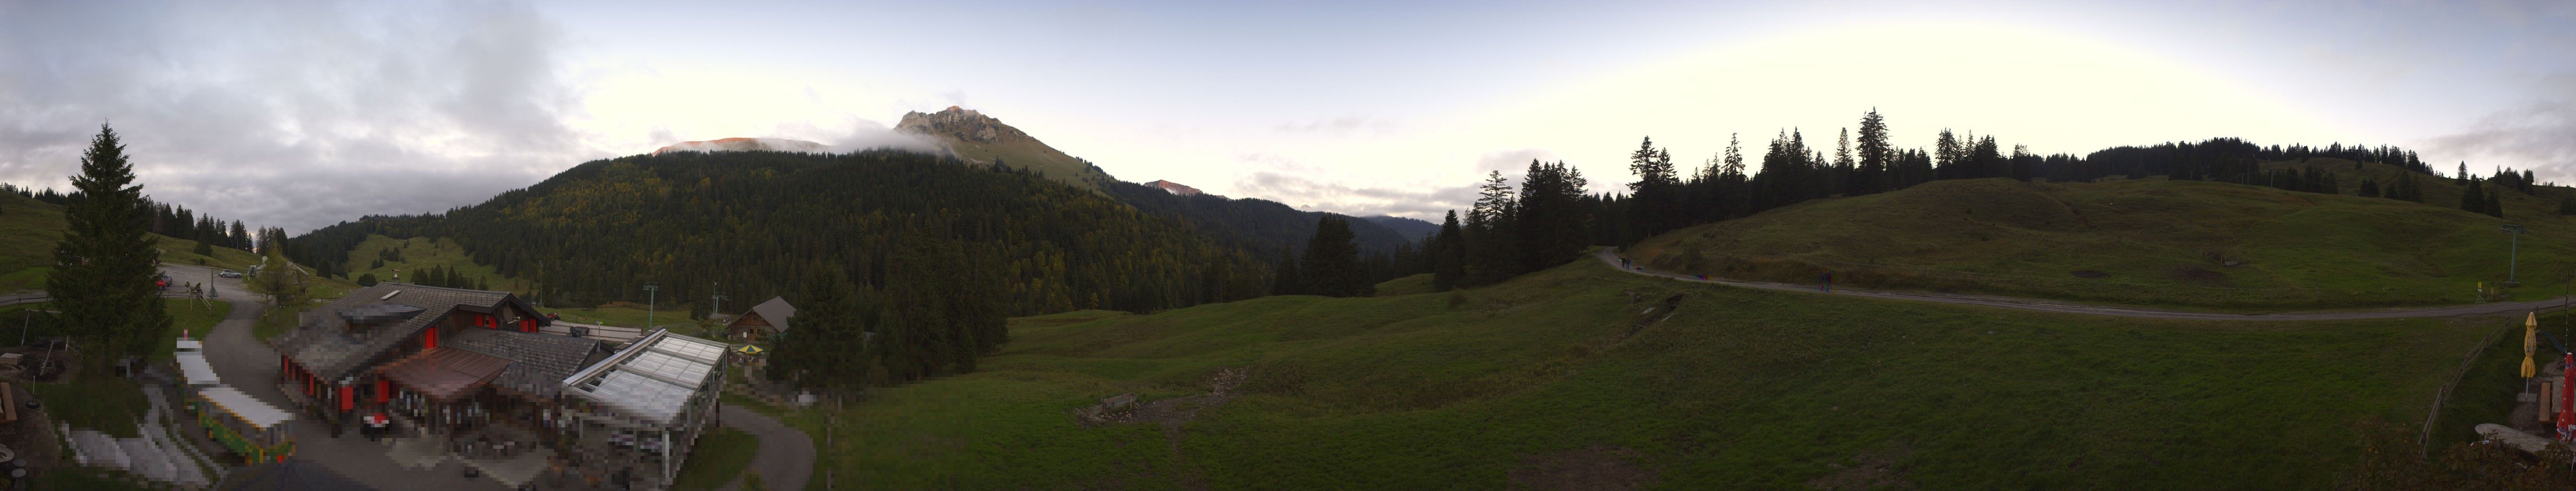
[{"x1": 1596, "y1": 247, "x2": 2572, "y2": 321}]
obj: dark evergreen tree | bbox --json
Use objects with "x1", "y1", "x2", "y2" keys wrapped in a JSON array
[
  {"x1": 2484, "y1": 192, "x2": 2504, "y2": 218},
  {"x1": 2462, "y1": 181, "x2": 2486, "y2": 214},
  {"x1": 46, "y1": 124, "x2": 172, "y2": 367},
  {"x1": 1299, "y1": 215, "x2": 1370, "y2": 297},
  {"x1": 1429, "y1": 210, "x2": 1465, "y2": 292},
  {"x1": 1515, "y1": 160, "x2": 1592, "y2": 273},
  {"x1": 357, "y1": 273, "x2": 379, "y2": 287},
  {"x1": 772, "y1": 268, "x2": 865, "y2": 389},
  {"x1": 2559, "y1": 196, "x2": 2575, "y2": 215},
  {"x1": 1624, "y1": 137, "x2": 1682, "y2": 243},
  {"x1": 1463, "y1": 171, "x2": 1519, "y2": 286},
  {"x1": 1271, "y1": 246, "x2": 1303, "y2": 296}
]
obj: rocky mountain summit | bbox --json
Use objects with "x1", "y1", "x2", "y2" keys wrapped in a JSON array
[{"x1": 896, "y1": 106, "x2": 1036, "y2": 145}]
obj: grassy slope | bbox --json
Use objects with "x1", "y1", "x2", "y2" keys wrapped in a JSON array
[
  {"x1": 0, "y1": 192, "x2": 62, "y2": 292},
  {"x1": 1628, "y1": 161, "x2": 2576, "y2": 309},
  {"x1": 346, "y1": 234, "x2": 710, "y2": 328},
  {"x1": 673, "y1": 426, "x2": 760, "y2": 491},
  {"x1": 1373, "y1": 273, "x2": 1435, "y2": 296},
  {"x1": 778, "y1": 256, "x2": 2492, "y2": 490},
  {"x1": 0, "y1": 192, "x2": 263, "y2": 292},
  {"x1": 937, "y1": 136, "x2": 1113, "y2": 190},
  {"x1": 343, "y1": 234, "x2": 527, "y2": 291}
]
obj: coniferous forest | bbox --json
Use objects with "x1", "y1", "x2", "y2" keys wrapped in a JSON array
[
  {"x1": 1414, "y1": 109, "x2": 2494, "y2": 292},
  {"x1": 287, "y1": 149, "x2": 1272, "y2": 318}
]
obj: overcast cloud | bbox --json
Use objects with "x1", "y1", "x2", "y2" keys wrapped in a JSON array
[{"x1": 0, "y1": 0, "x2": 597, "y2": 233}]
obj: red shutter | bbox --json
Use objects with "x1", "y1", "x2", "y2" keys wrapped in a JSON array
[
  {"x1": 425, "y1": 327, "x2": 439, "y2": 349},
  {"x1": 340, "y1": 384, "x2": 354, "y2": 411},
  {"x1": 376, "y1": 378, "x2": 391, "y2": 403}
]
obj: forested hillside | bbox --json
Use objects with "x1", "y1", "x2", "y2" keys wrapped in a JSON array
[
  {"x1": 1100, "y1": 178, "x2": 1423, "y2": 257},
  {"x1": 284, "y1": 150, "x2": 1273, "y2": 317}
]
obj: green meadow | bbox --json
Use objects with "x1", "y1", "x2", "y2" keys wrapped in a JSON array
[{"x1": 759, "y1": 255, "x2": 2503, "y2": 490}]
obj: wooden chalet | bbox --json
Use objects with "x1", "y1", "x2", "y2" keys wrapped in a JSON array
[
  {"x1": 725, "y1": 296, "x2": 795, "y2": 342},
  {"x1": 271, "y1": 283, "x2": 602, "y2": 432}
]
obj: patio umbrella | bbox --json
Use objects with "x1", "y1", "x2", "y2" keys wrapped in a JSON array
[{"x1": 2524, "y1": 312, "x2": 2539, "y2": 378}]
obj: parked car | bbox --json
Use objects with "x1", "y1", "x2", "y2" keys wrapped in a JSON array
[{"x1": 218, "y1": 270, "x2": 243, "y2": 278}]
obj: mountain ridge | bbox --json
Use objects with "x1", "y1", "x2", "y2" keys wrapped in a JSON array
[{"x1": 896, "y1": 106, "x2": 1114, "y2": 189}]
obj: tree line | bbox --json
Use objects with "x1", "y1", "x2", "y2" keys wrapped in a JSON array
[
  {"x1": 282, "y1": 150, "x2": 1281, "y2": 389},
  {"x1": 3, "y1": 182, "x2": 259, "y2": 254},
  {"x1": 1399, "y1": 109, "x2": 2505, "y2": 293}
]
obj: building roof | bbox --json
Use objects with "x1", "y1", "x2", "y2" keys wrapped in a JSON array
[
  {"x1": 200, "y1": 386, "x2": 295, "y2": 430},
  {"x1": 446, "y1": 327, "x2": 609, "y2": 398},
  {"x1": 177, "y1": 352, "x2": 220, "y2": 387},
  {"x1": 732, "y1": 296, "x2": 795, "y2": 332},
  {"x1": 376, "y1": 347, "x2": 512, "y2": 401},
  {"x1": 272, "y1": 283, "x2": 547, "y2": 382},
  {"x1": 562, "y1": 329, "x2": 728, "y2": 426}
]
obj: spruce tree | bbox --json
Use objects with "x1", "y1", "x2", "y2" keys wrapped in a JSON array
[
  {"x1": 48, "y1": 124, "x2": 172, "y2": 368},
  {"x1": 1270, "y1": 246, "x2": 1303, "y2": 296},
  {"x1": 1463, "y1": 171, "x2": 1519, "y2": 286},
  {"x1": 1430, "y1": 210, "x2": 1466, "y2": 292},
  {"x1": 1300, "y1": 216, "x2": 1368, "y2": 297},
  {"x1": 2557, "y1": 196, "x2": 2575, "y2": 215},
  {"x1": 2484, "y1": 193, "x2": 2504, "y2": 218},
  {"x1": 773, "y1": 268, "x2": 862, "y2": 388},
  {"x1": 2462, "y1": 182, "x2": 2485, "y2": 213},
  {"x1": 1854, "y1": 110, "x2": 1891, "y2": 194}
]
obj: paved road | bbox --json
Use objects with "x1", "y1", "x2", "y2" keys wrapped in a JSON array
[
  {"x1": 719, "y1": 404, "x2": 815, "y2": 491},
  {"x1": 1596, "y1": 247, "x2": 2574, "y2": 321},
  {"x1": 166, "y1": 263, "x2": 506, "y2": 491}
]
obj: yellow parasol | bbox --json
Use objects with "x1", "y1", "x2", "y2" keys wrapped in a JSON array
[{"x1": 2522, "y1": 312, "x2": 2538, "y2": 378}]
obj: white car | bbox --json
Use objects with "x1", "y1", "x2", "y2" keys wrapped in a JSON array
[{"x1": 217, "y1": 270, "x2": 243, "y2": 278}]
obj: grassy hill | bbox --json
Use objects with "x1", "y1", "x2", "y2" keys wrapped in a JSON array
[
  {"x1": 0, "y1": 192, "x2": 262, "y2": 292},
  {"x1": 764, "y1": 255, "x2": 2496, "y2": 490},
  {"x1": 1626, "y1": 162, "x2": 2576, "y2": 309},
  {"x1": 342, "y1": 234, "x2": 523, "y2": 290}
]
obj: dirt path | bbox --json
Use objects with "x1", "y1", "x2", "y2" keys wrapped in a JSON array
[{"x1": 1596, "y1": 248, "x2": 2572, "y2": 321}]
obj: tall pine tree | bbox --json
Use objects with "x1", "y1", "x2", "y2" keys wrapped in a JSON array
[
  {"x1": 1270, "y1": 246, "x2": 1303, "y2": 296},
  {"x1": 1300, "y1": 216, "x2": 1370, "y2": 297},
  {"x1": 47, "y1": 124, "x2": 172, "y2": 369},
  {"x1": 1430, "y1": 210, "x2": 1466, "y2": 292}
]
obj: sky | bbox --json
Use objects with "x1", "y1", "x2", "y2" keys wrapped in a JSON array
[{"x1": 3, "y1": 0, "x2": 2573, "y2": 233}]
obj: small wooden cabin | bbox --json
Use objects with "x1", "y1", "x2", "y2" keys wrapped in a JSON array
[{"x1": 726, "y1": 296, "x2": 796, "y2": 342}]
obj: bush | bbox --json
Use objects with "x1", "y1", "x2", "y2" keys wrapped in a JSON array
[{"x1": 356, "y1": 273, "x2": 378, "y2": 287}]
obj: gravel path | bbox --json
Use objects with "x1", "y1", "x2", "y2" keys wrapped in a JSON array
[{"x1": 718, "y1": 404, "x2": 815, "y2": 491}]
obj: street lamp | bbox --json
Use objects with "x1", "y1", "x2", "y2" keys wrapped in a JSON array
[{"x1": 2501, "y1": 224, "x2": 2527, "y2": 286}]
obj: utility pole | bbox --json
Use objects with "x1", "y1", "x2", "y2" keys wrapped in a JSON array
[
  {"x1": 2502, "y1": 224, "x2": 2527, "y2": 286},
  {"x1": 644, "y1": 281, "x2": 659, "y2": 329},
  {"x1": 711, "y1": 282, "x2": 727, "y2": 321}
]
